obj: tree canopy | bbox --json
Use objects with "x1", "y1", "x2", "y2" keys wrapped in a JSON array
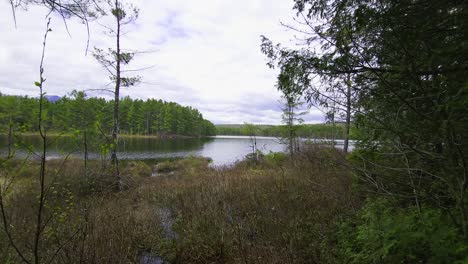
[
  {"x1": 0, "y1": 93, "x2": 216, "y2": 137},
  {"x1": 262, "y1": 0, "x2": 468, "y2": 246}
]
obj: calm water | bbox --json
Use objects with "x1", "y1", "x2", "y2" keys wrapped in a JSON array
[{"x1": 0, "y1": 135, "x2": 353, "y2": 166}]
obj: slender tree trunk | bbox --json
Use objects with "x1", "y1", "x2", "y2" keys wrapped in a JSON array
[
  {"x1": 254, "y1": 137, "x2": 258, "y2": 162},
  {"x1": 146, "y1": 112, "x2": 149, "y2": 135},
  {"x1": 112, "y1": 0, "x2": 122, "y2": 189},
  {"x1": 33, "y1": 18, "x2": 51, "y2": 264},
  {"x1": 34, "y1": 58, "x2": 46, "y2": 264},
  {"x1": 7, "y1": 117, "x2": 13, "y2": 158},
  {"x1": 34, "y1": 111, "x2": 46, "y2": 264},
  {"x1": 83, "y1": 130, "x2": 88, "y2": 170},
  {"x1": 0, "y1": 116, "x2": 31, "y2": 262},
  {"x1": 331, "y1": 110, "x2": 336, "y2": 146},
  {"x1": 288, "y1": 104, "x2": 294, "y2": 157},
  {"x1": 343, "y1": 74, "x2": 352, "y2": 154}
]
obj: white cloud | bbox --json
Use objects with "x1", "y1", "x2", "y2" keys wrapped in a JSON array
[{"x1": 0, "y1": 0, "x2": 324, "y2": 124}]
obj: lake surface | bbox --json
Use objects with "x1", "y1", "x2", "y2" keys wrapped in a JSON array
[{"x1": 0, "y1": 135, "x2": 354, "y2": 166}]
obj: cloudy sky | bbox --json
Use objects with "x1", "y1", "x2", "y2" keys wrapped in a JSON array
[{"x1": 0, "y1": 0, "x2": 324, "y2": 124}]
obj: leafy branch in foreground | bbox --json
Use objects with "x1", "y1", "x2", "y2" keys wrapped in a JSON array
[
  {"x1": 8, "y1": 0, "x2": 104, "y2": 53},
  {"x1": 9, "y1": 0, "x2": 103, "y2": 20},
  {"x1": 0, "y1": 18, "x2": 87, "y2": 264},
  {"x1": 0, "y1": 17, "x2": 53, "y2": 264},
  {"x1": 31, "y1": 16, "x2": 53, "y2": 264}
]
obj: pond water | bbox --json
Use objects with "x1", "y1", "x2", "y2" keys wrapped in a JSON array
[{"x1": 0, "y1": 135, "x2": 354, "y2": 166}]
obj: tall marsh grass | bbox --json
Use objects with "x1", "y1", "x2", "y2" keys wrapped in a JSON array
[{"x1": 0, "y1": 146, "x2": 358, "y2": 263}]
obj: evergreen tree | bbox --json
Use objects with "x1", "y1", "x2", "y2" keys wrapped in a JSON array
[{"x1": 262, "y1": 0, "x2": 468, "y2": 240}]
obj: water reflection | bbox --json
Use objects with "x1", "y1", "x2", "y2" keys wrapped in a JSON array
[
  {"x1": 0, "y1": 135, "x2": 353, "y2": 166},
  {"x1": 200, "y1": 136, "x2": 285, "y2": 166}
]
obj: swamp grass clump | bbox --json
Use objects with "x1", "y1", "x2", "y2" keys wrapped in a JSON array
[
  {"x1": 0, "y1": 147, "x2": 357, "y2": 263},
  {"x1": 148, "y1": 146, "x2": 358, "y2": 263},
  {"x1": 0, "y1": 158, "x2": 159, "y2": 263}
]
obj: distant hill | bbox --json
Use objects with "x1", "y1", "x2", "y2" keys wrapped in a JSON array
[{"x1": 44, "y1": 95, "x2": 61, "y2": 102}]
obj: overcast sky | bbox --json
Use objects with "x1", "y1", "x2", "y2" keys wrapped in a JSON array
[{"x1": 0, "y1": 0, "x2": 324, "y2": 124}]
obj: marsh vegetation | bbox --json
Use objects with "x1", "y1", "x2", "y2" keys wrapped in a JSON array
[{"x1": 1, "y1": 0, "x2": 467, "y2": 263}]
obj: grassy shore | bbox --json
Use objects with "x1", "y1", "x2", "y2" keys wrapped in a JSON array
[{"x1": 0, "y1": 146, "x2": 358, "y2": 263}]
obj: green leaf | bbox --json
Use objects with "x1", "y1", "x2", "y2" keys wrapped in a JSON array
[{"x1": 34, "y1": 81, "x2": 41, "y2": 87}]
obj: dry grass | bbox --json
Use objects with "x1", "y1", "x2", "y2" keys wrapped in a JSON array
[
  {"x1": 0, "y1": 146, "x2": 359, "y2": 263},
  {"x1": 147, "y1": 146, "x2": 358, "y2": 263}
]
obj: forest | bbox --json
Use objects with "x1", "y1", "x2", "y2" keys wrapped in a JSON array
[
  {"x1": 215, "y1": 123, "x2": 356, "y2": 139},
  {"x1": 0, "y1": 92, "x2": 216, "y2": 137},
  {"x1": 0, "y1": 0, "x2": 467, "y2": 263}
]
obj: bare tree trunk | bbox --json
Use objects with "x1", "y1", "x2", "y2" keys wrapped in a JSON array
[
  {"x1": 83, "y1": 130, "x2": 88, "y2": 170},
  {"x1": 343, "y1": 74, "x2": 351, "y2": 154},
  {"x1": 111, "y1": 0, "x2": 122, "y2": 190},
  {"x1": 7, "y1": 117, "x2": 13, "y2": 158},
  {"x1": 254, "y1": 137, "x2": 258, "y2": 163},
  {"x1": 146, "y1": 112, "x2": 150, "y2": 135},
  {"x1": 331, "y1": 110, "x2": 336, "y2": 147},
  {"x1": 289, "y1": 106, "x2": 294, "y2": 157}
]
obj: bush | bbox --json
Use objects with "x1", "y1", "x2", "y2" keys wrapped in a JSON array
[
  {"x1": 264, "y1": 151, "x2": 287, "y2": 167},
  {"x1": 121, "y1": 161, "x2": 152, "y2": 178},
  {"x1": 155, "y1": 157, "x2": 210, "y2": 175},
  {"x1": 177, "y1": 156, "x2": 211, "y2": 173},
  {"x1": 155, "y1": 160, "x2": 178, "y2": 173},
  {"x1": 336, "y1": 199, "x2": 468, "y2": 264}
]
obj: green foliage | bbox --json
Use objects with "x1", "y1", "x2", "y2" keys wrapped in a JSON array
[
  {"x1": 155, "y1": 157, "x2": 211, "y2": 175},
  {"x1": 280, "y1": 93, "x2": 305, "y2": 155},
  {"x1": 260, "y1": 0, "x2": 468, "y2": 262},
  {"x1": 155, "y1": 160, "x2": 178, "y2": 173},
  {"x1": 121, "y1": 161, "x2": 152, "y2": 178},
  {"x1": 0, "y1": 93, "x2": 216, "y2": 137},
  {"x1": 216, "y1": 123, "x2": 355, "y2": 139},
  {"x1": 177, "y1": 156, "x2": 211, "y2": 169},
  {"x1": 336, "y1": 199, "x2": 468, "y2": 264},
  {"x1": 263, "y1": 0, "x2": 468, "y2": 247},
  {"x1": 241, "y1": 122, "x2": 259, "y2": 136},
  {"x1": 264, "y1": 151, "x2": 287, "y2": 167}
]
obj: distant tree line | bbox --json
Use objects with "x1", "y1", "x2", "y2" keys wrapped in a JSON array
[
  {"x1": 216, "y1": 123, "x2": 356, "y2": 139},
  {"x1": 0, "y1": 92, "x2": 216, "y2": 137}
]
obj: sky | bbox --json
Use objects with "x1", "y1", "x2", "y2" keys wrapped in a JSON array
[{"x1": 0, "y1": 0, "x2": 325, "y2": 124}]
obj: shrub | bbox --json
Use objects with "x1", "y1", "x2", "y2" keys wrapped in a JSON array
[
  {"x1": 264, "y1": 151, "x2": 288, "y2": 167},
  {"x1": 336, "y1": 199, "x2": 468, "y2": 264}
]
